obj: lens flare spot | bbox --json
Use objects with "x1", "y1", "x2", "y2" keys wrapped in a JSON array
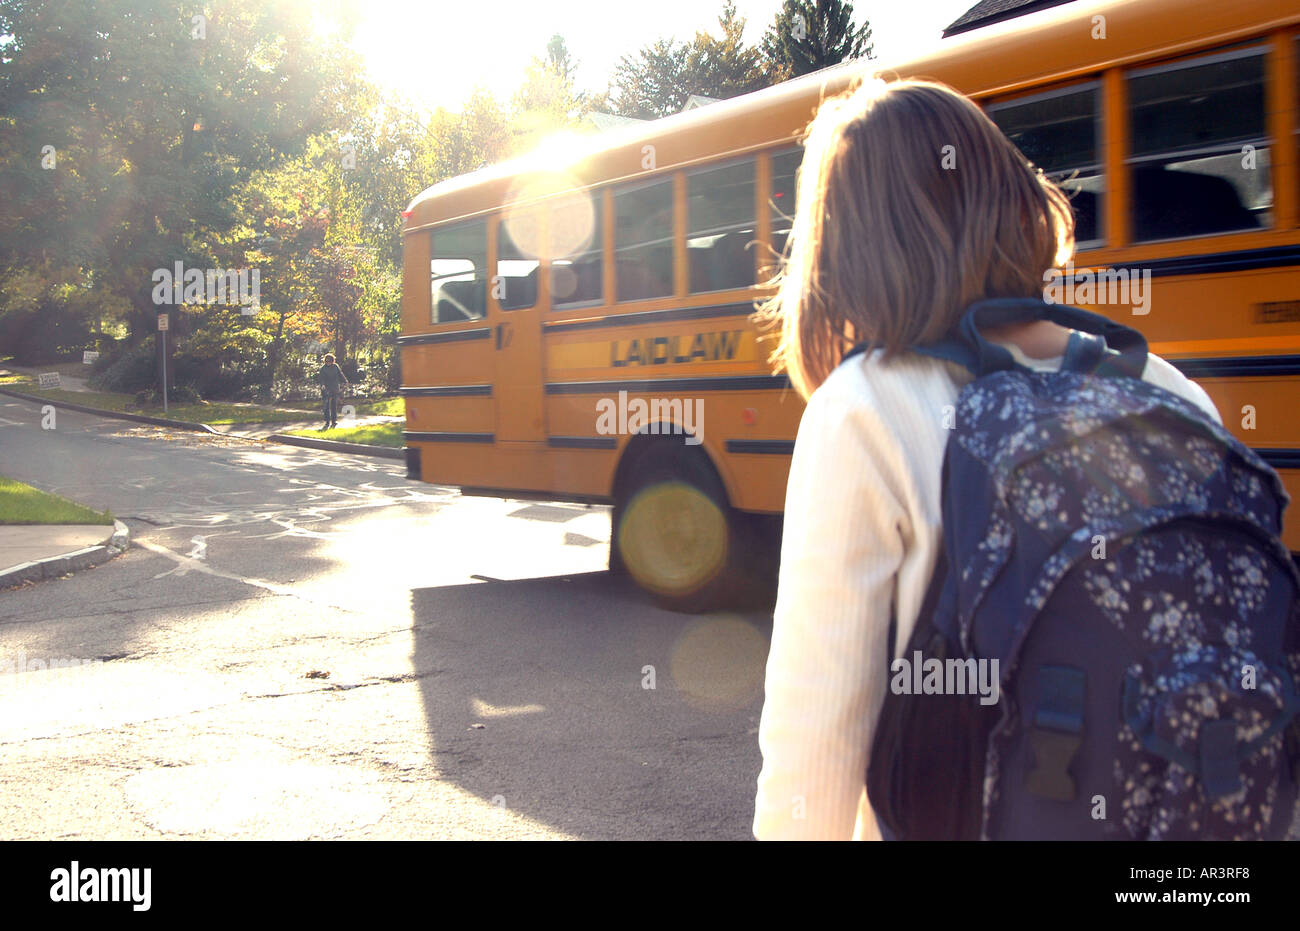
[
  {"x1": 670, "y1": 616, "x2": 768, "y2": 711},
  {"x1": 503, "y1": 171, "x2": 596, "y2": 260},
  {"x1": 618, "y1": 481, "x2": 727, "y2": 596}
]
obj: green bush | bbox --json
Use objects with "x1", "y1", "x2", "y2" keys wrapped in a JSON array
[
  {"x1": 173, "y1": 315, "x2": 273, "y2": 401},
  {"x1": 173, "y1": 352, "x2": 261, "y2": 401},
  {"x1": 90, "y1": 343, "x2": 121, "y2": 376},
  {"x1": 89, "y1": 340, "x2": 157, "y2": 394},
  {"x1": 135, "y1": 384, "x2": 201, "y2": 406}
]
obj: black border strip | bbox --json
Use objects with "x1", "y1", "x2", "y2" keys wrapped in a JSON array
[
  {"x1": 397, "y1": 328, "x2": 491, "y2": 346},
  {"x1": 1167, "y1": 355, "x2": 1300, "y2": 378},
  {"x1": 400, "y1": 384, "x2": 493, "y2": 397},
  {"x1": 402, "y1": 430, "x2": 494, "y2": 443},
  {"x1": 547, "y1": 436, "x2": 618, "y2": 449},
  {"x1": 542, "y1": 302, "x2": 755, "y2": 333},
  {"x1": 725, "y1": 439, "x2": 796, "y2": 455},
  {"x1": 1258, "y1": 448, "x2": 1300, "y2": 470},
  {"x1": 547, "y1": 374, "x2": 790, "y2": 394}
]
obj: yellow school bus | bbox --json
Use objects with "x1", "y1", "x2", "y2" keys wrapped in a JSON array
[{"x1": 401, "y1": 0, "x2": 1300, "y2": 608}]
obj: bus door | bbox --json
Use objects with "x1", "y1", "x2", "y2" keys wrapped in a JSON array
[{"x1": 490, "y1": 211, "x2": 546, "y2": 444}]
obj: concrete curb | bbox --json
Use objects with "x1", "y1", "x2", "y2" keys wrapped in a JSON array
[
  {"x1": 0, "y1": 386, "x2": 217, "y2": 433},
  {"x1": 0, "y1": 519, "x2": 130, "y2": 590},
  {"x1": 267, "y1": 433, "x2": 405, "y2": 460}
]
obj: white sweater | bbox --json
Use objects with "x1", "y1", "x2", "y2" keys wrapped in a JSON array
[{"x1": 752, "y1": 342, "x2": 1223, "y2": 841}]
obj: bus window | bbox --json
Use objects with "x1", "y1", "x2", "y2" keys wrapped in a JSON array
[
  {"x1": 988, "y1": 83, "x2": 1103, "y2": 248},
  {"x1": 431, "y1": 218, "x2": 487, "y2": 323},
  {"x1": 687, "y1": 158, "x2": 756, "y2": 293},
  {"x1": 551, "y1": 195, "x2": 602, "y2": 308},
  {"x1": 1128, "y1": 46, "x2": 1271, "y2": 242},
  {"x1": 550, "y1": 194, "x2": 602, "y2": 308},
  {"x1": 615, "y1": 177, "x2": 675, "y2": 302},
  {"x1": 769, "y1": 149, "x2": 801, "y2": 258},
  {"x1": 497, "y1": 211, "x2": 539, "y2": 310}
]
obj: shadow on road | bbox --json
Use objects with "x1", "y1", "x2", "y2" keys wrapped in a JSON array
[{"x1": 409, "y1": 570, "x2": 774, "y2": 839}]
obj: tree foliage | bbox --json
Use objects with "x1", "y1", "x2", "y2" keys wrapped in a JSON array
[
  {"x1": 608, "y1": 2, "x2": 776, "y2": 119},
  {"x1": 0, "y1": 0, "x2": 362, "y2": 351},
  {"x1": 0, "y1": 3, "x2": 869, "y2": 397},
  {"x1": 760, "y1": 0, "x2": 874, "y2": 80}
]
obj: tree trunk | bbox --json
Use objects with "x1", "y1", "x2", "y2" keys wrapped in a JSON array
[{"x1": 264, "y1": 308, "x2": 288, "y2": 398}]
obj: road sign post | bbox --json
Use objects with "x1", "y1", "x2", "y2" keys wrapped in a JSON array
[{"x1": 158, "y1": 312, "x2": 169, "y2": 414}]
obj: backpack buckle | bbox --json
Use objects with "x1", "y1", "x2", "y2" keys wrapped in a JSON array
[{"x1": 1026, "y1": 666, "x2": 1086, "y2": 801}]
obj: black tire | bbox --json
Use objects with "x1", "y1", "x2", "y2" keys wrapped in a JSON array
[{"x1": 612, "y1": 442, "x2": 750, "y2": 612}]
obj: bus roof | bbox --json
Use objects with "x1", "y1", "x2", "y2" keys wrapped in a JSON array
[{"x1": 403, "y1": 0, "x2": 1299, "y2": 232}]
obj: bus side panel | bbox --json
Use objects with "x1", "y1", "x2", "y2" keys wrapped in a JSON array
[
  {"x1": 400, "y1": 232, "x2": 432, "y2": 336},
  {"x1": 541, "y1": 448, "x2": 618, "y2": 501},
  {"x1": 1193, "y1": 377, "x2": 1299, "y2": 452},
  {"x1": 712, "y1": 451, "x2": 793, "y2": 514},
  {"x1": 401, "y1": 337, "x2": 498, "y2": 488},
  {"x1": 401, "y1": 341, "x2": 494, "y2": 386},
  {"x1": 694, "y1": 392, "x2": 801, "y2": 513},
  {"x1": 411, "y1": 442, "x2": 495, "y2": 489},
  {"x1": 543, "y1": 389, "x2": 798, "y2": 512},
  {"x1": 404, "y1": 396, "x2": 494, "y2": 433},
  {"x1": 543, "y1": 312, "x2": 803, "y2": 511},
  {"x1": 1073, "y1": 265, "x2": 1300, "y2": 349}
]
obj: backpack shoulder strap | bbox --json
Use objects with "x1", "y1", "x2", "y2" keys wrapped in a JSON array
[{"x1": 905, "y1": 298, "x2": 1149, "y2": 379}]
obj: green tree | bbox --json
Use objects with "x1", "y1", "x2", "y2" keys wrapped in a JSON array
[
  {"x1": 607, "y1": 2, "x2": 777, "y2": 119},
  {"x1": 545, "y1": 34, "x2": 578, "y2": 84},
  {"x1": 220, "y1": 138, "x2": 331, "y2": 396},
  {"x1": 684, "y1": 1, "x2": 770, "y2": 101},
  {"x1": 760, "y1": 0, "x2": 874, "y2": 80},
  {"x1": 608, "y1": 38, "x2": 692, "y2": 118},
  {"x1": 512, "y1": 35, "x2": 591, "y2": 153},
  {"x1": 0, "y1": 0, "x2": 363, "y2": 376}
]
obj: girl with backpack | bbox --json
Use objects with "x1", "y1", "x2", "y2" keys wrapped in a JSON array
[{"x1": 752, "y1": 79, "x2": 1299, "y2": 840}]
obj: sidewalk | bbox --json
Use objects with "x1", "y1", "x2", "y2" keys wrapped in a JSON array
[{"x1": 0, "y1": 521, "x2": 130, "y2": 589}]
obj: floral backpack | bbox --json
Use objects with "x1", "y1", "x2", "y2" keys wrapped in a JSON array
[{"x1": 864, "y1": 298, "x2": 1300, "y2": 840}]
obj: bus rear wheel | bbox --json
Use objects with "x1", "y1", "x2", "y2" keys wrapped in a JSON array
[{"x1": 613, "y1": 444, "x2": 747, "y2": 612}]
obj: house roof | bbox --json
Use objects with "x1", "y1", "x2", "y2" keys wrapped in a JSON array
[
  {"x1": 682, "y1": 95, "x2": 721, "y2": 111},
  {"x1": 943, "y1": 0, "x2": 1078, "y2": 38},
  {"x1": 584, "y1": 111, "x2": 647, "y2": 132}
]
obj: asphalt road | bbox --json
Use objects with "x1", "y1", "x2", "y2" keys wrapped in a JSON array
[{"x1": 0, "y1": 396, "x2": 773, "y2": 839}]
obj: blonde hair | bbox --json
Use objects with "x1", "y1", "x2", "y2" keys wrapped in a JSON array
[{"x1": 760, "y1": 78, "x2": 1074, "y2": 398}]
